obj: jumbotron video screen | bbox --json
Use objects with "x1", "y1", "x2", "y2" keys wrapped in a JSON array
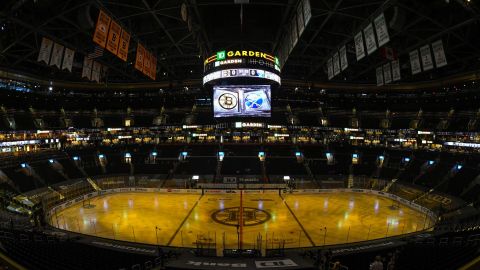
[{"x1": 213, "y1": 85, "x2": 271, "y2": 118}]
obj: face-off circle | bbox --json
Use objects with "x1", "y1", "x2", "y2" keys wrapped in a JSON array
[
  {"x1": 218, "y1": 93, "x2": 238, "y2": 110},
  {"x1": 211, "y1": 207, "x2": 271, "y2": 226}
]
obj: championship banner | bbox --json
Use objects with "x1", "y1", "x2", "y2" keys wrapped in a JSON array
[
  {"x1": 117, "y1": 29, "x2": 130, "y2": 62},
  {"x1": 327, "y1": 58, "x2": 334, "y2": 80},
  {"x1": 374, "y1": 13, "x2": 390, "y2": 47},
  {"x1": 302, "y1": 0, "x2": 311, "y2": 25},
  {"x1": 143, "y1": 50, "x2": 151, "y2": 76},
  {"x1": 432, "y1": 40, "x2": 447, "y2": 68},
  {"x1": 37, "y1": 37, "x2": 53, "y2": 64},
  {"x1": 91, "y1": 61, "x2": 102, "y2": 82},
  {"x1": 339, "y1": 45, "x2": 348, "y2": 71},
  {"x1": 81, "y1": 57, "x2": 93, "y2": 80},
  {"x1": 106, "y1": 20, "x2": 121, "y2": 55},
  {"x1": 420, "y1": 44, "x2": 433, "y2": 71},
  {"x1": 333, "y1": 52, "x2": 340, "y2": 76},
  {"x1": 409, "y1": 50, "x2": 421, "y2": 75},
  {"x1": 376, "y1": 66, "x2": 384, "y2": 86},
  {"x1": 364, "y1": 23, "x2": 377, "y2": 55},
  {"x1": 49, "y1": 42, "x2": 64, "y2": 69},
  {"x1": 93, "y1": 10, "x2": 111, "y2": 48},
  {"x1": 383, "y1": 62, "x2": 392, "y2": 84},
  {"x1": 150, "y1": 54, "x2": 157, "y2": 80},
  {"x1": 134, "y1": 43, "x2": 145, "y2": 71},
  {"x1": 391, "y1": 59, "x2": 401, "y2": 81},
  {"x1": 354, "y1": 32, "x2": 365, "y2": 60},
  {"x1": 61, "y1": 47, "x2": 75, "y2": 72},
  {"x1": 291, "y1": 17, "x2": 298, "y2": 48},
  {"x1": 296, "y1": 3, "x2": 305, "y2": 36}
]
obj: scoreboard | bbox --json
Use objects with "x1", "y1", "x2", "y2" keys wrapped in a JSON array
[
  {"x1": 213, "y1": 85, "x2": 271, "y2": 118},
  {"x1": 203, "y1": 50, "x2": 281, "y2": 86},
  {"x1": 204, "y1": 50, "x2": 281, "y2": 118}
]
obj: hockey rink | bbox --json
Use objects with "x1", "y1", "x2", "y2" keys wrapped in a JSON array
[{"x1": 50, "y1": 191, "x2": 434, "y2": 249}]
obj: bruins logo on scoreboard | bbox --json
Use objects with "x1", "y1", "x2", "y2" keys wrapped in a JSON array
[{"x1": 218, "y1": 93, "x2": 238, "y2": 110}]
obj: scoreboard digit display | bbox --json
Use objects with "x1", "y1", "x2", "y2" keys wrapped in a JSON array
[
  {"x1": 203, "y1": 50, "x2": 281, "y2": 86},
  {"x1": 213, "y1": 85, "x2": 271, "y2": 118}
]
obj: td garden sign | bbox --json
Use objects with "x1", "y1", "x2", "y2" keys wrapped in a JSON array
[
  {"x1": 204, "y1": 50, "x2": 280, "y2": 68},
  {"x1": 203, "y1": 50, "x2": 282, "y2": 85}
]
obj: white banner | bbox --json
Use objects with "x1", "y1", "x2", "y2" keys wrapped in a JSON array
[
  {"x1": 287, "y1": 29, "x2": 294, "y2": 53},
  {"x1": 81, "y1": 57, "x2": 93, "y2": 80},
  {"x1": 383, "y1": 62, "x2": 392, "y2": 84},
  {"x1": 61, "y1": 47, "x2": 75, "y2": 72},
  {"x1": 432, "y1": 40, "x2": 447, "y2": 68},
  {"x1": 327, "y1": 58, "x2": 334, "y2": 80},
  {"x1": 374, "y1": 13, "x2": 390, "y2": 47},
  {"x1": 91, "y1": 61, "x2": 102, "y2": 82},
  {"x1": 364, "y1": 23, "x2": 377, "y2": 55},
  {"x1": 333, "y1": 52, "x2": 340, "y2": 76},
  {"x1": 420, "y1": 45, "x2": 434, "y2": 71},
  {"x1": 49, "y1": 42, "x2": 64, "y2": 68},
  {"x1": 290, "y1": 19, "x2": 298, "y2": 48},
  {"x1": 409, "y1": 50, "x2": 421, "y2": 75},
  {"x1": 37, "y1": 37, "x2": 53, "y2": 64},
  {"x1": 296, "y1": 3, "x2": 305, "y2": 36},
  {"x1": 340, "y1": 45, "x2": 348, "y2": 71},
  {"x1": 376, "y1": 66, "x2": 384, "y2": 86},
  {"x1": 354, "y1": 32, "x2": 365, "y2": 60},
  {"x1": 391, "y1": 59, "x2": 401, "y2": 81},
  {"x1": 302, "y1": 0, "x2": 311, "y2": 25}
]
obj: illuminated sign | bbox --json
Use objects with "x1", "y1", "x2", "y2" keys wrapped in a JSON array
[
  {"x1": 205, "y1": 50, "x2": 279, "y2": 66},
  {"x1": 182, "y1": 125, "x2": 199, "y2": 129},
  {"x1": 203, "y1": 68, "x2": 281, "y2": 85},
  {"x1": 445, "y1": 141, "x2": 480, "y2": 148},
  {"x1": 0, "y1": 140, "x2": 41, "y2": 147},
  {"x1": 235, "y1": 122, "x2": 264, "y2": 128}
]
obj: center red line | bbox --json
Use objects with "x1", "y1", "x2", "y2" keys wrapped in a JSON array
[{"x1": 239, "y1": 189, "x2": 243, "y2": 250}]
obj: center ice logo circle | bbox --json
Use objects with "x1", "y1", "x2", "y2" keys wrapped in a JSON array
[
  {"x1": 244, "y1": 93, "x2": 264, "y2": 109},
  {"x1": 211, "y1": 207, "x2": 271, "y2": 226}
]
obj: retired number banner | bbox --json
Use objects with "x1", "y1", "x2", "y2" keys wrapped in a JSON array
[
  {"x1": 134, "y1": 43, "x2": 145, "y2": 71},
  {"x1": 93, "y1": 10, "x2": 111, "y2": 48},
  {"x1": 106, "y1": 20, "x2": 121, "y2": 55},
  {"x1": 117, "y1": 29, "x2": 130, "y2": 62}
]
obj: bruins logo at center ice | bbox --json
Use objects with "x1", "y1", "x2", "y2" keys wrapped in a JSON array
[{"x1": 211, "y1": 207, "x2": 271, "y2": 226}]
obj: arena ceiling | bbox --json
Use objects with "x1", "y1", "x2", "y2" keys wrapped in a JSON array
[{"x1": 0, "y1": 0, "x2": 479, "y2": 85}]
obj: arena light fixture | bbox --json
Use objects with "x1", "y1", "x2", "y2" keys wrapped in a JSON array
[
  {"x1": 98, "y1": 154, "x2": 105, "y2": 158},
  {"x1": 48, "y1": 159, "x2": 54, "y2": 164},
  {"x1": 151, "y1": 152, "x2": 157, "y2": 156},
  {"x1": 428, "y1": 160, "x2": 435, "y2": 165},
  {"x1": 218, "y1": 151, "x2": 225, "y2": 161},
  {"x1": 378, "y1": 155, "x2": 384, "y2": 161},
  {"x1": 295, "y1": 152, "x2": 302, "y2": 157},
  {"x1": 73, "y1": 156, "x2": 79, "y2": 161},
  {"x1": 456, "y1": 164, "x2": 463, "y2": 170},
  {"x1": 20, "y1": 163, "x2": 27, "y2": 168},
  {"x1": 403, "y1": 157, "x2": 410, "y2": 162},
  {"x1": 283, "y1": 176, "x2": 291, "y2": 181},
  {"x1": 192, "y1": 175, "x2": 199, "y2": 180},
  {"x1": 181, "y1": 151, "x2": 188, "y2": 157},
  {"x1": 125, "y1": 153, "x2": 131, "y2": 158}
]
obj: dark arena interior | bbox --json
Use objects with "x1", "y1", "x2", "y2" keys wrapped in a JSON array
[{"x1": 1, "y1": 0, "x2": 480, "y2": 269}]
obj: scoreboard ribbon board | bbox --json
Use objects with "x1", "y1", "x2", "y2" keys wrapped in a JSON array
[{"x1": 203, "y1": 50, "x2": 281, "y2": 85}]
